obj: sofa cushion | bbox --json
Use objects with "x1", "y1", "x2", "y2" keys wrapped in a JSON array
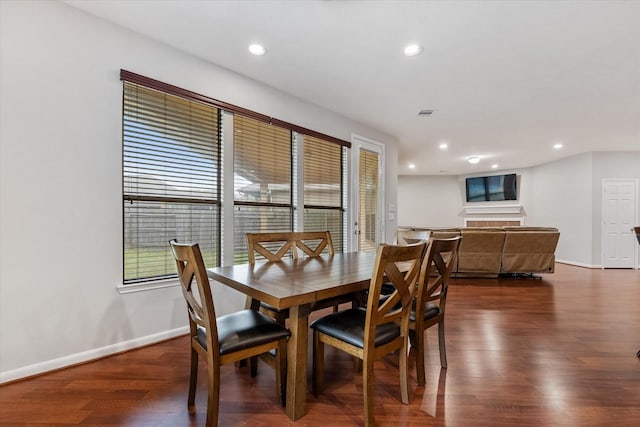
[
  {"x1": 501, "y1": 229, "x2": 560, "y2": 273},
  {"x1": 457, "y1": 229, "x2": 505, "y2": 274}
]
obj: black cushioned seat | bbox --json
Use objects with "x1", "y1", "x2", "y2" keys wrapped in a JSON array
[
  {"x1": 197, "y1": 310, "x2": 291, "y2": 355},
  {"x1": 409, "y1": 302, "x2": 440, "y2": 323},
  {"x1": 310, "y1": 307, "x2": 400, "y2": 349}
]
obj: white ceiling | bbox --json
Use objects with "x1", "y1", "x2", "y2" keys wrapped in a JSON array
[{"x1": 65, "y1": 0, "x2": 640, "y2": 175}]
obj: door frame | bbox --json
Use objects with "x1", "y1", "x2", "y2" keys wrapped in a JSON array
[
  {"x1": 349, "y1": 134, "x2": 385, "y2": 252},
  {"x1": 601, "y1": 178, "x2": 639, "y2": 269}
]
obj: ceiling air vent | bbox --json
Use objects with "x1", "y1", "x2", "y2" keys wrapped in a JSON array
[{"x1": 417, "y1": 109, "x2": 434, "y2": 116}]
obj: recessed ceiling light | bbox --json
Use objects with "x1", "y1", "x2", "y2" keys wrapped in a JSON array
[
  {"x1": 553, "y1": 143, "x2": 563, "y2": 149},
  {"x1": 408, "y1": 163, "x2": 416, "y2": 169},
  {"x1": 492, "y1": 164, "x2": 499, "y2": 169},
  {"x1": 403, "y1": 44, "x2": 423, "y2": 57},
  {"x1": 468, "y1": 156, "x2": 480, "y2": 164},
  {"x1": 248, "y1": 43, "x2": 267, "y2": 56},
  {"x1": 439, "y1": 142, "x2": 448, "y2": 149},
  {"x1": 417, "y1": 109, "x2": 434, "y2": 116}
]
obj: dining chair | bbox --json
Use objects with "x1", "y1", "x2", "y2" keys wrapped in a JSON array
[
  {"x1": 246, "y1": 231, "x2": 356, "y2": 324},
  {"x1": 169, "y1": 240, "x2": 291, "y2": 426},
  {"x1": 410, "y1": 236, "x2": 461, "y2": 386},
  {"x1": 310, "y1": 242, "x2": 427, "y2": 426}
]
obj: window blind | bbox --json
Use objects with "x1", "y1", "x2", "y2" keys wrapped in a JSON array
[
  {"x1": 303, "y1": 135, "x2": 345, "y2": 252},
  {"x1": 123, "y1": 82, "x2": 221, "y2": 283},
  {"x1": 358, "y1": 149, "x2": 379, "y2": 253},
  {"x1": 233, "y1": 115, "x2": 292, "y2": 263}
]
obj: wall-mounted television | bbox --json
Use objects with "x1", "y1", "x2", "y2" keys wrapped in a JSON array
[{"x1": 465, "y1": 173, "x2": 517, "y2": 202}]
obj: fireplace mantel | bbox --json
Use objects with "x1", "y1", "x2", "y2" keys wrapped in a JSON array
[{"x1": 463, "y1": 204, "x2": 522, "y2": 215}]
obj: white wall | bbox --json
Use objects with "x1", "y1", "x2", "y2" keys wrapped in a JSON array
[
  {"x1": 0, "y1": 0, "x2": 397, "y2": 381},
  {"x1": 529, "y1": 153, "x2": 594, "y2": 265},
  {"x1": 397, "y1": 175, "x2": 463, "y2": 227},
  {"x1": 398, "y1": 152, "x2": 640, "y2": 267},
  {"x1": 590, "y1": 151, "x2": 640, "y2": 264},
  {"x1": 397, "y1": 168, "x2": 535, "y2": 227}
]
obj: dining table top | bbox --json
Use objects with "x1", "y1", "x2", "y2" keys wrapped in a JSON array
[{"x1": 207, "y1": 251, "x2": 377, "y2": 310}]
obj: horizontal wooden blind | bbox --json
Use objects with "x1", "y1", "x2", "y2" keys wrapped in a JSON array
[
  {"x1": 303, "y1": 135, "x2": 344, "y2": 252},
  {"x1": 123, "y1": 82, "x2": 220, "y2": 283},
  {"x1": 358, "y1": 149, "x2": 379, "y2": 253},
  {"x1": 233, "y1": 115, "x2": 292, "y2": 263}
]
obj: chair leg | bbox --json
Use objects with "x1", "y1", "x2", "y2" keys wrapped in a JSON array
[
  {"x1": 276, "y1": 339, "x2": 287, "y2": 406},
  {"x1": 206, "y1": 362, "x2": 220, "y2": 427},
  {"x1": 438, "y1": 320, "x2": 447, "y2": 369},
  {"x1": 312, "y1": 332, "x2": 324, "y2": 396},
  {"x1": 414, "y1": 327, "x2": 426, "y2": 387},
  {"x1": 249, "y1": 356, "x2": 258, "y2": 377},
  {"x1": 363, "y1": 354, "x2": 375, "y2": 427},
  {"x1": 188, "y1": 347, "x2": 198, "y2": 412},
  {"x1": 399, "y1": 337, "x2": 410, "y2": 404},
  {"x1": 353, "y1": 357, "x2": 363, "y2": 373}
]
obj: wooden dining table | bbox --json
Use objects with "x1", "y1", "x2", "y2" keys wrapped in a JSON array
[{"x1": 207, "y1": 251, "x2": 377, "y2": 421}]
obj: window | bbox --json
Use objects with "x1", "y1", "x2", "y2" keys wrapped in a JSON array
[
  {"x1": 121, "y1": 70, "x2": 354, "y2": 285},
  {"x1": 123, "y1": 82, "x2": 221, "y2": 283},
  {"x1": 303, "y1": 135, "x2": 346, "y2": 252},
  {"x1": 233, "y1": 115, "x2": 293, "y2": 263}
]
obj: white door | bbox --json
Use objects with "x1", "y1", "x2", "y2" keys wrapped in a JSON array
[
  {"x1": 350, "y1": 135, "x2": 384, "y2": 253},
  {"x1": 602, "y1": 180, "x2": 637, "y2": 268}
]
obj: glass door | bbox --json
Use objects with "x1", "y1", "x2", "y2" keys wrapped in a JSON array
[{"x1": 351, "y1": 135, "x2": 384, "y2": 253}]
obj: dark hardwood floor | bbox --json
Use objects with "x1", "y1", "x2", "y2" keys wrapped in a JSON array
[{"x1": 1, "y1": 263, "x2": 639, "y2": 426}]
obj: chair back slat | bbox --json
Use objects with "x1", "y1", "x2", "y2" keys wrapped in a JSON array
[
  {"x1": 247, "y1": 231, "x2": 334, "y2": 263},
  {"x1": 364, "y1": 242, "x2": 426, "y2": 345}
]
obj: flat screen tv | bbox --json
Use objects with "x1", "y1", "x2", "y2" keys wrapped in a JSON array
[{"x1": 465, "y1": 173, "x2": 517, "y2": 202}]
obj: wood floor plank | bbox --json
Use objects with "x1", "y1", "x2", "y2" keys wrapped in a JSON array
[{"x1": 1, "y1": 264, "x2": 639, "y2": 425}]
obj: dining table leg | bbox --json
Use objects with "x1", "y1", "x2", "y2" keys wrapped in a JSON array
[{"x1": 285, "y1": 302, "x2": 311, "y2": 420}]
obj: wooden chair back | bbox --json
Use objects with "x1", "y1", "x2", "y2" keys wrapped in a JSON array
[
  {"x1": 396, "y1": 228, "x2": 430, "y2": 245},
  {"x1": 246, "y1": 231, "x2": 334, "y2": 263},
  {"x1": 169, "y1": 240, "x2": 219, "y2": 358},
  {"x1": 411, "y1": 236, "x2": 461, "y2": 384},
  {"x1": 364, "y1": 242, "x2": 426, "y2": 352},
  {"x1": 416, "y1": 237, "x2": 461, "y2": 317}
]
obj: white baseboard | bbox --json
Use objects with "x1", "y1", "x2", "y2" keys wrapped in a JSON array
[
  {"x1": 0, "y1": 326, "x2": 189, "y2": 384},
  {"x1": 556, "y1": 259, "x2": 602, "y2": 269},
  {"x1": 557, "y1": 260, "x2": 640, "y2": 269}
]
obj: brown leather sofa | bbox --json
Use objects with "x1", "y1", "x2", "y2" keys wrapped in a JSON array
[{"x1": 397, "y1": 226, "x2": 560, "y2": 277}]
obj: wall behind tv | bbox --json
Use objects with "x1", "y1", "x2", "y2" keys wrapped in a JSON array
[
  {"x1": 398, "y1": 151, "x2": 640, "y2": 267},
  {"x1": 397, "y1": 168, "x2": 534, "y2": 227},
  {"x1": 0, "y1": 0, "x2": 398, "y2": 382}
]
